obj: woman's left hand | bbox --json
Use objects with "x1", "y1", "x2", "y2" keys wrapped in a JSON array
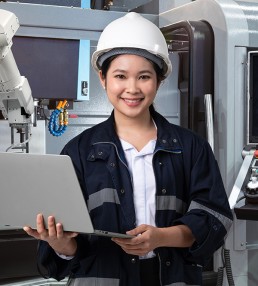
[
  {"x1": 112, "y1": 224, "x2": 161, "y2": 256},
  {"x1": 112, "y1": 223, "x2": 195, "y2": 256}
]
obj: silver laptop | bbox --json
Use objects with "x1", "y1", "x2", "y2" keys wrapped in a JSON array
[{"x1": 0, "y1": 152, "x2": 133, "y2": 238}]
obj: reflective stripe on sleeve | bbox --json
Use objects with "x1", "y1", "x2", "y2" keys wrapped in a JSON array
[
  {"x1": 68, "y1": 277, "x2": 197, "y2": 286},
  {"x1": 188, "y1": 201, "x2": 232, "y2": 231},
  {"x1": 68, "y1": 277, "x2": 119, "y2": 286}
]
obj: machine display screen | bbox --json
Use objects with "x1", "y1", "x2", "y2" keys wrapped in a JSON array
[
  {"x1": 248, "y1": 51, "x2": 258, "y2": 144},
  {"x1": 12, "y1": 36, "x2": 79, "y2": 100}
]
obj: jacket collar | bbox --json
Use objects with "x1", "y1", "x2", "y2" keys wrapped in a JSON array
[
  {"x1": 90, "y1": 109, "x2": 183, "y2": 152},
  {"x1": 151, "y1": 109, "x2": 183, "y2": 151},
  {"x1": 90, "y1": 110, "x2": 119, "y2": 145}
]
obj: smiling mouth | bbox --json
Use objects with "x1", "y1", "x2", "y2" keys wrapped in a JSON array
[{"x1": 123, "y1": 98, "x2": 143, "y2": 104}]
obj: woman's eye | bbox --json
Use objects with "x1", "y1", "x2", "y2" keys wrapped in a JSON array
[
  {"x1": 139, "y1": 75, "x2": 150, "y2": 80},
  {"x1": 115, "y1": 74, "x2": 125, "y2": 79}
]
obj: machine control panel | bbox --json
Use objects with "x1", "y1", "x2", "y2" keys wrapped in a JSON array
[
  {"x1": 232, "y1": 153, "x2": 258, "y2": 220},
  {"x1": 244, "y1": 159, "x2": 258, "y2": 203}
]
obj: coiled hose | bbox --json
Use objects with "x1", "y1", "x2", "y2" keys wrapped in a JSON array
[
  {"x1": 216, "y1": 246, "x2": 235, "y2": 286},
  {"x1": 48, "y1": 100, "x2": 68, "y2": 136},
  {"x1": 216, "y1": 266, "x2": 224, "y2": 286}
]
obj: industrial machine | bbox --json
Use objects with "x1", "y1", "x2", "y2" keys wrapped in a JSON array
[
  {"x1": 0, "y1": 1, "x2": 92, "y2": 152},
  {"x1": 2, "y1": 0, "x2": 258, "y2": 285},
  {"x1": 160, "y1": 1, "x2": 258, "y2": 285},
  {"x1": 0, "y1": 9, "x2": 34, "y2": 153},
  {"x1": 230, "y1": 47, "x2": 258, "y2": 214},
  {"x1": 230, "y1": 49, "x2": 258, "y2": 218},
  {"x1": 228, "y1": 46, "x2": 258, "y2": 285}
]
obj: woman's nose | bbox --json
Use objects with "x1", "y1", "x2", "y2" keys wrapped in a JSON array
[{"x1": 126, "y1": 79, "x2": 140, "y2": 94}]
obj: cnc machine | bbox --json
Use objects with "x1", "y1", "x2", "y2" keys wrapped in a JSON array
[{"x1": 2, "y1": 0, "x2": 258, "y2": 285}]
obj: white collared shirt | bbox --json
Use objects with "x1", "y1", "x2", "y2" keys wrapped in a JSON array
[{"x1": 120, "y1": 138, "x2": 157, "y2": 259}]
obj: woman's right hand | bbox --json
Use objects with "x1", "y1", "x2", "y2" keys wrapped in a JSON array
[{"x1": 23, "y1": 213, "x2": 78, "y2": 256}]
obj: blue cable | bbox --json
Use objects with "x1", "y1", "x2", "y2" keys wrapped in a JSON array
[{"x1": 48, "y1": 108, "x2": 67, "y2": 137}]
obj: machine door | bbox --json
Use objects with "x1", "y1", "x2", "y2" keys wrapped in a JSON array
[{"x1": 161, "y1": 21, "x2": 214, "y2": 139}]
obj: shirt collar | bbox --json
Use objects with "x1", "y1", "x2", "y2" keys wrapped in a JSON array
[{"x1": 120, "y1": 138, "x2": 156, "y2": 156}]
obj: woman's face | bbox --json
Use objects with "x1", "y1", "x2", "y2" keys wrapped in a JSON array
[{"x1": 99, "y1": 54, "x2": 159, "y2": 121}]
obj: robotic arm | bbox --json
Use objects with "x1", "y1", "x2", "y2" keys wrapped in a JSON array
[{"x1": 0, "y1": 9, "x2": 34, "y2": 126}]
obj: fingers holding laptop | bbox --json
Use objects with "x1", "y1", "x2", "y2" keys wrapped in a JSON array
[
  {"x1": 112, "y1": 224, "x2": 160, "y2": 257},
  {"x1": 23, "y1": 213, "x2": 78, "y2": 256}
]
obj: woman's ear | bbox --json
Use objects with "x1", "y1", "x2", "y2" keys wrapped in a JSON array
[{"x1": 98, "y1": 71, "x2": 106, "y2": 90}]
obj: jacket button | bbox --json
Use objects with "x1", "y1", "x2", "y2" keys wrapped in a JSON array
[
  {"x1": 98, "y1": 151, "x2": 103, "y2": 156},
  {"x1": 162, "y1": 188, "x2": 166, "y2": 194},
  {"x1": 173, "y1": 139, "x2": 177, "y2": 143},
  {"x1": 166, "y1": 261, "x2": 171, "y2": 266},
  {"x1": 131, "y1": 258, "x2": 136, "y2": 264},
  {"x1": 162, "y1": 139, "x2": 167, "y2": 144},
  {"x1": 159, "y1": 162, "x2": 163, "y2": 166},
  {"x1": 110, "y1": 162, "x2": 115, "y2": 167},
  {"x1": 120, "y1": 189, "x2": 125, "y2": 194}
]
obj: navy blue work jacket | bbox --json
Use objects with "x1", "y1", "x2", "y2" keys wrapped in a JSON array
[{"x1": 38, "y1": 110, "x2": 233, "y2": 286}]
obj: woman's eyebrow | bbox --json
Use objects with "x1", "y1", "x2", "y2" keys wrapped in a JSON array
[
  {"x1": 138, "y1": 70, "x2": 154, "y2": 74},
  {"x1": 112, "y1": 69, "x2": 127, "y2": 73},
  {"x1": 112, "y1": 69, "x2": 154, "y2": 74}
]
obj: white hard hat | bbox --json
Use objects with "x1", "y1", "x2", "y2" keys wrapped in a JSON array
[{"x1": 91, "y1": 12, "x2": 172, "y2": 78}]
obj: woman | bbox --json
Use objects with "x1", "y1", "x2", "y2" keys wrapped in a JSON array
[{"x1": 24, "y1": 12, "x2": 233, "y2": 286}]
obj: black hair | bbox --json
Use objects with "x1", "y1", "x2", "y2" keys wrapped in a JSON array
[{"x1": 100, "y1": 55, "x2": 165, "y2": 84}]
